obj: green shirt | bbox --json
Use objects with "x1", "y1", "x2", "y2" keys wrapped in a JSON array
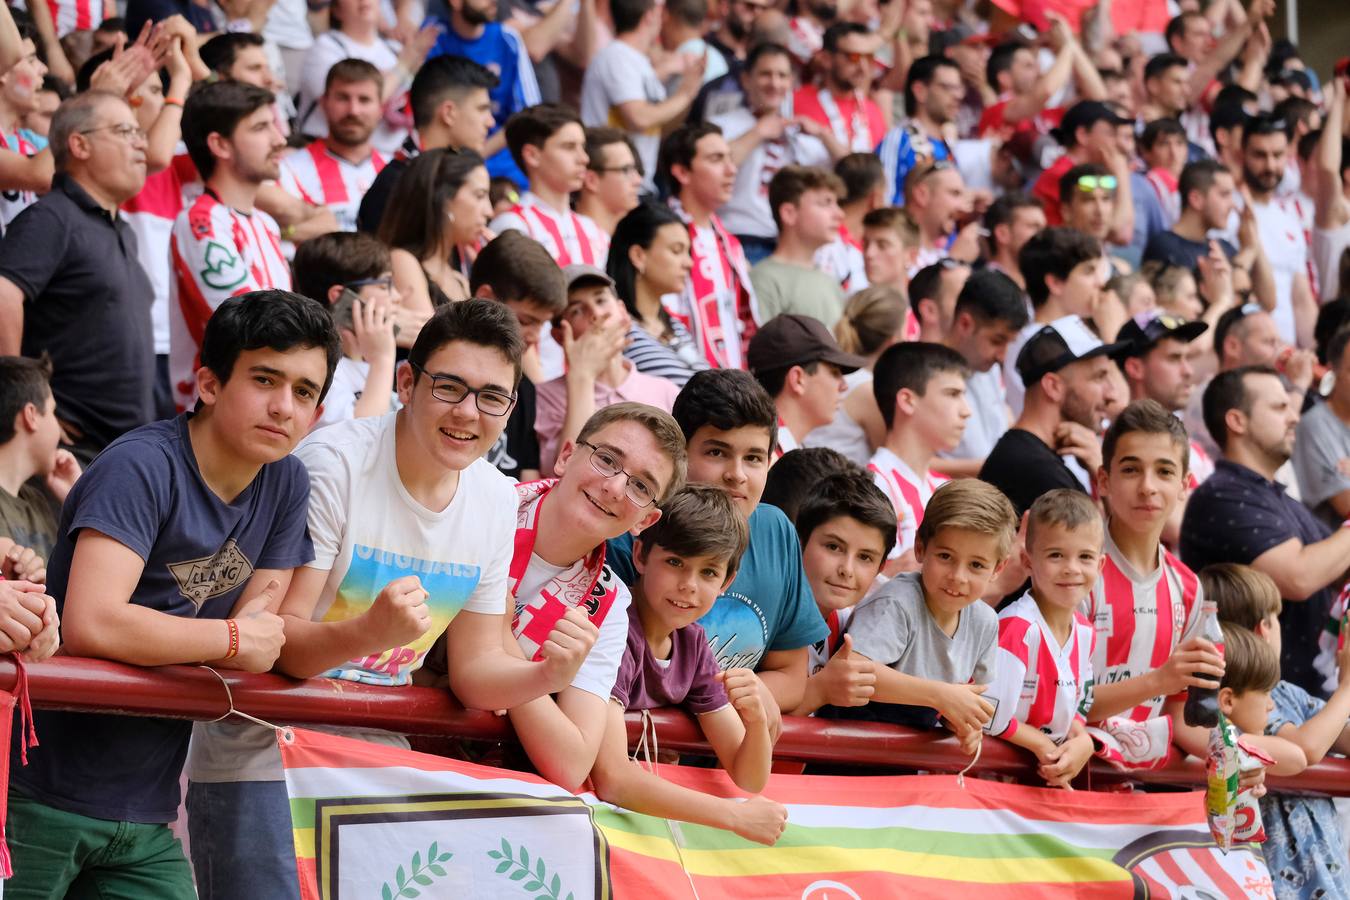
[{"x1": 749, "y1": 257, "x2": 845, "y2": 329}]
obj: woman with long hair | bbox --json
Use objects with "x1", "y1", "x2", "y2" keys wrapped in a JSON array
[
  {"x1": 606, "y1": 201, "x2": 707, "y2": 386},
  {"x1": 803, "y1": 285, "x2": 907, "y2": 465},
  {"x1": 379, "y1": 148, "x2": 494, "y2": 320}
]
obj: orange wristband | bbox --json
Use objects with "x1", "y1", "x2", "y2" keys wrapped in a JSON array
[
  {"x1": 223, "y1": 618, "x2": 240, "y2": 659},
  {"x1": 164, "y1": 97, "x2": 184, "y2": 108}
]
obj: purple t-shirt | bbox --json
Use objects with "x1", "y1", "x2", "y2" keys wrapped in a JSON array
[{"x1": 611, "y1": 610, "x2": 729, "y2": 715}]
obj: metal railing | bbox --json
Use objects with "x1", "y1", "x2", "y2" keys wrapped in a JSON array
[{"x1": 5, "y1": 656, "x2": 1348, "y2": 796}]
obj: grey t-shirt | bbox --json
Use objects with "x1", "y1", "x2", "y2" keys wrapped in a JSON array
[
  {"x1": 749, "y1": 257, "x2": 844, "y2": 329},
  {"x1": 1292, "y1": 401, "x2": 1350, "y2": 527}
]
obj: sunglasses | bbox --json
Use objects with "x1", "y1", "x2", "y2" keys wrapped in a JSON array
[
  {"x1": 835, "y1": 51, "x2": 874, "y2": 64},
  {"x1": 1075, "y1": 174, "x2": 1118, "y2": 192}
]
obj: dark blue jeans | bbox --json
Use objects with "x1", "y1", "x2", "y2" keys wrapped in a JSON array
[{"x1": 186, "y1": 780, "x2": 302, "y2": 900}]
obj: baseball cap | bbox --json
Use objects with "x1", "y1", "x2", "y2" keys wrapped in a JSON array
[
  {"x1": 1114, "y1": 309, "x2": 1209, "y2": 359},
  {"x1": 747, "y1": 314, "x2": 867, "y2": 375},
  {"x1": 1016, "y1": 315, "x2": 1128, "y2": 386},
  {"x1": 929, "y1": 24, "x2": 1000, "y2": 54},
  {"x1": 563, "y1": 264, "x2": 614, "y2": 292},
  {"x1": 1054, "y1": 100, "x2": 1132, "y2": 146}
]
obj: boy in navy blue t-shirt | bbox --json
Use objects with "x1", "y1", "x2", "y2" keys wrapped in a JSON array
[
  {"x1": 7, "y1": 291, "x2": 340, "y2": 898},
  {"x1": 607, "y1": 369, "x2": 827, "y2": 717}
]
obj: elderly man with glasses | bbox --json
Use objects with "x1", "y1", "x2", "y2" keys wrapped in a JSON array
[{"x1": 0, "y1": 89, "x2": 155, "y2": 464}]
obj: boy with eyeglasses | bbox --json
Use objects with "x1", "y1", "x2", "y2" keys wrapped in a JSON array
[{"x1": 186, "y1": 300, "x2": 597, "y2": 897}]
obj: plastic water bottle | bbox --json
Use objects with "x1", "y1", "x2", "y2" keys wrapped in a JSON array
[{"x1": 1184, "y1": 597, "x2": 1225, "y2": 728}]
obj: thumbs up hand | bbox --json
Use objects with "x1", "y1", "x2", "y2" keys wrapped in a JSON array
[
  {"x1": 221, "y1": 579, "x2": 286, "y2": 673},
  {"x1": 815, "y1": 634, "x2": 877, "y2": 708}
]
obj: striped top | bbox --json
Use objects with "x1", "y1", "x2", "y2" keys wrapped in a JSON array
[
  {"x1": 987, "y1": 593, "x2": 1095, "y2": 743},
  {"x1": 622, "y1": 322, "x2": 707, "y2": 388}
]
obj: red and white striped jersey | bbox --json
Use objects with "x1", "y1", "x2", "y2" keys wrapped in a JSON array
[
  {"x1": 489, "y1": 192, "x2": 609, "y2": 267},
  {"x1": 986, "y1": 593, "x2": 1095, "y2": 743},
  {"x1": 807, "y1": 605, "x2": 854, "y2": 676},
  {"x1": 1081, "y1": 528, "x2": 1204, "y2": 723},
  {"x1": 122, "y1": 153, "x2": 200, "y2": 356},
  {"x1": 170, "y1": 190, "x2": 291, "y2": 411},
  {"x1": 43, "y1": 0, "x2": 105, "y2": 37},
  {"x1": 814, "y1": 226, "x2": 867, "y2": 296},
  {"x1": 771, "y1": 417, "x2": 800, "y2": 463},
  {"x1": 867, "y1": 446, "x2": 945, "y2": 560},
  {"x1": 1187, "y1": 439, "x2": 1215, "y2": 491},
  {"x1": 0, "y1": 129, "x2": 43, "y2": 235},
  {"x1": 277, "y1": 142, "x2": 385, "y2": 233}
]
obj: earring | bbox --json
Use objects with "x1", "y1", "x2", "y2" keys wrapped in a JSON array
[
  {"x1": 446, "y1": 211, "x2": 455, "y2": 223},
  {"x1": 636, "y1": 266, "x2": 645, "y2": 276}
]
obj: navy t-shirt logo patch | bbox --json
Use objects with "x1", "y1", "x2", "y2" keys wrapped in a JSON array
[{"x1": 168, "y1": 539, "x2": 255, "y2": 610}]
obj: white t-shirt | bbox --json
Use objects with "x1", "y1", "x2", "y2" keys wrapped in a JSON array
[
  {"x1": 187, "y1": 412, "x2": 516, "y2": 783},
  {"x1": 314, "y1": 356, "x2": 401, "y2": 429},
  {"x1": 711, "y1": 107, "x2": 829, "y2": 239},
  {"x1": 1250, "y1": 197, "x2": 1309, "y2": 345},
  {"x1": 943, "y1": 366, "x2": 1007, "y2": 461},
  {"x1": 804, "y1": 368, "x2": 872, "y2": 466},
  {"x1": 514, "y1": 552, "x2": 632, "y2": 700},
  {"x1": 580, "y1": 40, "x2": 665, "y2": 194}
]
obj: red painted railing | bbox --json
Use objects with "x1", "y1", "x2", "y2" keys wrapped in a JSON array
[{"x1": 5, "y1": 656, "x2": 1348, "y2": 796}]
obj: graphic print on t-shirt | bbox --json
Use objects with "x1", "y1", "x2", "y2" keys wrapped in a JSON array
[
  {"x1": 167, "y1": 539, "x2": 254, "y2": 610},
  {"x1": 323, "y1": 543, "x2": 483, "y2": 686},
  {"x1": 701, "y1": 590, "x2": 771, "y2": 670}
]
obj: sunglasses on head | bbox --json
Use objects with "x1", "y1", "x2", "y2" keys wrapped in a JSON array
[{"x1": 1075, "y1": 174, "x2": 1118, "y2": 192}]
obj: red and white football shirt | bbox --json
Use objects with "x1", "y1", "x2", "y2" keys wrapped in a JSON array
[
  {"x1": 987, "y1": 592, "x2": 1095, "y2": 743},
  {"x1": 0, "y1": 129, "x2": 43, "y2": 235},
  {"x1": 1188, "y1": 439, "x2": 1215, "y2": 492},
  {"x1": 814, "y1": 226, "x2": 867, "y2": 296},
  {"x1": 122, "y1": 153, "x2": 200, "y2": 357},
  {"x1": 807, "y1": 605, "x2": 854, "y2": 677},
  {"x1": 44, "y1": 0, "x2": 105, "y2": 37},
  {"x1": 277, "y1": 141, "x2": 385, "y2": 233},
  {"x1": 868, "y1": 446, "x2": 945, "y2": 560},
  {"x1": 1082, "y1": 529, "x2": 1204, "y2": 722},
  {"x1": 170, "y1": 190, "x2": 291, "y2": 411},
  {"x1": 489, "y1": 192, "x2": 609, "y2": 267}
]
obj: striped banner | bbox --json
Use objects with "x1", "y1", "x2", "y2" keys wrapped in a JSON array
[{"x1": 277, "y1": 728, "x2": 1275, "y2": 899}]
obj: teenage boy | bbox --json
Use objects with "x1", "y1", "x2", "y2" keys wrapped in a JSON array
[
  {"x1": 814, "y1": 152, "x2": 883, "y2": 293},
  {"x1": 508, "y1": 402, "x2": 688, "y2": 791},
  {"x1": 868, "y1": 342, "x2": 971, "y2": 566},
  {"x1": 171, "y1": 81, "x2": 291, "y2": 412},
  {"x1": 910, "y1": 258, "x2": 971, "y2": 344},
  {"x1": 534, "y1": 265, "x2": 680, "y2": 472},
  {"x1": 983, "y1": 191, "x2": 1045, "y2": 290},
  {"x1": 278, "y1": 59, "x2": 386, "y2": 232},
  {"x1": 591, "y1": 484, "x2": 788, "y2": 845},
  {"x1": 751, "y1": 165, "x2": 847, "y2": 328},
  {"x1": 791, "y1": 470, "x2": 896, "y2": 717},
  {"x1": 0, "y1": 355, "x2": 80, "y2": 560},
  {"x1": 357, "y1": 55, "x2": 499, "y2": 234},
  {"x1": 938, "y1": 269, "x2": 1030, "y2": 472},
  {"x1": 186, "y1": 300, "x2": 596, "y2": 895},
  {"x1": 490, "y1": 103, "x2": 609, "y2": 269},
  {"x1": 575, "y1": 126, "x2": 642, "y2": 239},
  {"x1": 988, "y1": 490, "x2": 1100, "y2": 788},
  {"x1": 470, "y1": 229, "x2": 566, "y2": 480},
  {"x1": 607, "y1": 369, "x2": 828, "y2": 713},
  {"x1": 663, "y1": 122, "x2": 758, "y2": 371},
  {"x1": 747, "y1": 313, "x2": 863, "y2": 458},
  {"x1": 290, "y1": 231, "x2": 401, "y2": 428},
  {"x1": 0, "y1": 20, "x2": 50, "y2": 234},
  {"x1": 834, "y1": 479, "x2": 1016, "y2": 750},
  {"x1": 861, "y1": 207, "x2": 911, "y2": 304},
  {"x1": 1005, "y1": 226, "x2": 1109, "y2": 418},
  {"x1": 1082, "y1": 400, "x2": 1223, "y2": 770},
  {"x1": 8, "y1": 291, "x2": 339, "y2": 897}
]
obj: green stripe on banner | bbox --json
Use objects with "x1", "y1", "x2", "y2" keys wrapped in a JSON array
[
  {"x1": 289, "y1": 799, "x2": 316, "y2": 830},
  {"x1": 592, "y1": 808, "x2": 1113, "y2": 861}
]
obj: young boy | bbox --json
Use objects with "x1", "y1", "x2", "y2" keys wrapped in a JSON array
[
  {"x1": 607, "y1": 369, "x2": 828, "y2": 715},
  {"x1": 1209, "y1": 564, "x2": 1350, "y2": 900},
  {"x1": 291, "y1": 231, "x2": 400, "y2": 428},
  {"x1": 591, "y1": 484, "x2": 788, "y2": 846},
  {"x1": 8, "y1": 291, "x2": 339, "y2": 897},
  {"x1": 1213, "y1": 622, "x2": 1308, "y2": 777},
  {"x1": 750, "y1": 166, "x2": 848, "y2": 329},
  {"x1": 760, "y1": 446, "x2": 855, "y2": 522},
  {"x1": 0, "y1": 355, "x2": 80, "y2": 560},
  {"x1": 790, "y1": 469, "x2": 896, "y2": 717},
  {"x1": 534, "y1": 265, "x2": 680, "y2": 473},
  {"x1": 988, "y1": 490, "x2": 1100, "y2": 788},
  {"x1": 747, "y1": 313, "x2": 864, "y2": 459},
  {"x1": 834, "y1": 479, "x2": 1016, "y2": 751},
  {"x1": 1083, "y1": 399, "x2": 1225, "y2": 770},
  {"x1": 489, "y1": 103, "x2": 609, "y2": 270},
  {"x1": 867, "y1": 341, "x2": 971, "y2": 569}
]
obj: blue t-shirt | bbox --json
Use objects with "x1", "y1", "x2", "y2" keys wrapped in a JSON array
[
  {"x1": 424, "y1": 20, "x2": 539, "y2": 188},
  {"x1": 607, "y1": 503, "x2": 826, "y2": 671},
  {"x1": 877, "y1": 124, "x2": 952, "y2": 207},
  {"x1": 12, "y1": 416, "x2": 313, "y2": 823}
]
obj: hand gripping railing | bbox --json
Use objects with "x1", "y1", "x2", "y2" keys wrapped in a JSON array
[{"x1": 3, "y1": 656, "x2": 1348, "y2": 796}]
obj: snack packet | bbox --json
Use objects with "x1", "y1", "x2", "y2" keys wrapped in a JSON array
[{"x1": 1206, "y1": 712, "x2": 1272, "y2": 852}]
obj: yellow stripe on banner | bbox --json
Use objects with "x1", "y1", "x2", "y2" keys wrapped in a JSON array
[
  {"x1": 293, "y1": 827, "x2": 315, "y2": 861},
  {"x1": 599, "y1": 829, "x2": 1129, "y2": 884}
]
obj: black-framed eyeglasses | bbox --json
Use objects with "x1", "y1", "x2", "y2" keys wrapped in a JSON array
[
  {"x1": 345, "y1": 275, "x2": 394, "y2": 291},
  {"x1": 79, "y1": 122, "x2": 147, "y2": 143},
  {"x1": 409, "y1": 362, "x2": 516, "y2": 416},
  {"x1": 577, "y1": 440, "x2": 658, "y2": 508}
]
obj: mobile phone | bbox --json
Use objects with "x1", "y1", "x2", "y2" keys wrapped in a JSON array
[{"x1": 331, "y1": 287, "x2": 361, "y2": 332}]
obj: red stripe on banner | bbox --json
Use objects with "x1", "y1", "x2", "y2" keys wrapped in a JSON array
[
  {"x1": 296, "y1": 856, "x2": 320, "y2": 900},
  {"x1": 1136, "y1": 869, "x2": 1173, "y2": 899},
  {"x1": 1154, "y1": 850, "x2": 1189, "y2": 892},
  {"x1": 1187, "y1": 846, "x2": 1248, "y2": 897}
]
